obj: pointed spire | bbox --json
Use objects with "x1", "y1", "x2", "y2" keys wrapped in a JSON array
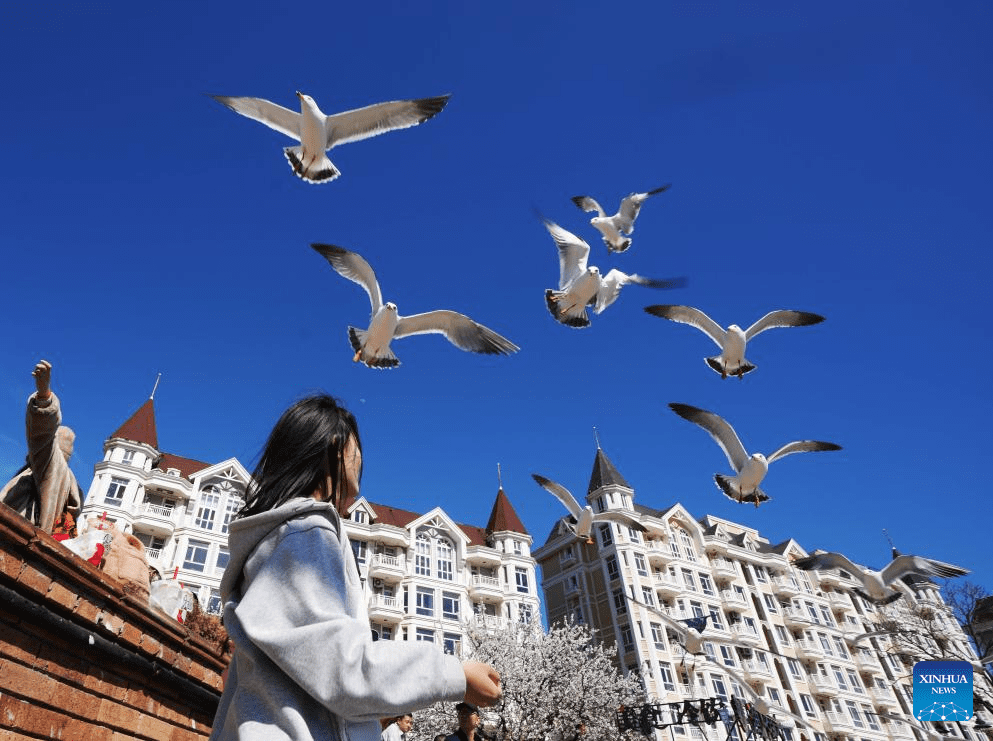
[
  {"x1": 486, "y1": 483, "x2": 528, "y2": 536},
  {"x1": 110, "y1": 398, "x2": 159, "y2": 449},
  {"x1": 587, "y1": 446, "x2": 630, "y2": 494}
]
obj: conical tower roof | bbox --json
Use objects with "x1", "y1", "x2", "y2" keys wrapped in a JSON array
[
  {"x1": 110, "y1": 398, "x2": 158, "y2": 449},
  {"x1": 587, "y1": 447, "x2": 630, "y2": 494},
  {"x1": 485, "y1": 487, "x2": 528, "y2": 535}
]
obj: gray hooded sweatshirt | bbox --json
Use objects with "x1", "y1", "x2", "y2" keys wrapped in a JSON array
[{"x1": 209, "y1": 498, "x2": 466, "y2": 741}]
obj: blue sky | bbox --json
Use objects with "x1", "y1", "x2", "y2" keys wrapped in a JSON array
[{"x1": 2, "y1": 2, "x2": 990, "y2": 598}]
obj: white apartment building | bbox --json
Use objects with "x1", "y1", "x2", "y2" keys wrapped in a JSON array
[
  {"x1": 533, "y1": 446, "x2": 990, "y2": 741},
  {"x1": 80, "y1": 396, "x2": 541, "y2": 650}
]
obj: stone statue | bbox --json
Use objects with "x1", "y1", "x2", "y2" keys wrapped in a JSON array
[{"x1": 0, "y1": 360, "x2": 83, "y2": 533}]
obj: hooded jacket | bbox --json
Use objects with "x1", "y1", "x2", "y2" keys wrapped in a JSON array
[{"x1": 210, "y1": 498, "x2": 466, "y2": 741}]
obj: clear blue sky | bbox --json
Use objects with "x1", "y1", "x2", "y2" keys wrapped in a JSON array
[{"x1": 2, "y1": 2, "x2": 990, "y2": 596}]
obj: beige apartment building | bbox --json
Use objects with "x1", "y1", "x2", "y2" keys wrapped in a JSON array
[{"x1": 533, "y1": 446, "x2": 990, "y2": 741}]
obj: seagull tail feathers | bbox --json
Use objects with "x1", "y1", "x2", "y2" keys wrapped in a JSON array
[
  {"x1": 606, "y1": 237, "x2": 632, "y2": 253},
  {"x1": 708, "y1": 356, "x2": 757, "y2": 378},
  {"x1": 545, "y1": 289, "x2": 590, "y2": 328},
  {"x1": 284, "y1": 146, "x2": 340, "y2": 183},
  {"x1": 348, "y1": 327, "x2": 400, "y2": 369}
]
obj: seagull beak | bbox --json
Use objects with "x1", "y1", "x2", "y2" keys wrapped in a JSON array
[{"x1": 296, "y1": 91, "x2": 303, "y2": 99}]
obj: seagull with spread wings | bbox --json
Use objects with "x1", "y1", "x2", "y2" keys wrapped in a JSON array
[
  {"x1": 668, "y1": 403, "x2": 841, "y2": 506},
  {"x1": 571, "y1": 185, "x2": 671, "y2": 253},
  {"x1": 312, "y1": 244, "x2": 518, "y2": 368},
  {"x1": 211, "y1": 91, "x2": 449, "y2": 183},
  {"x1": 794, "y1": 551, "x2": 969, "y2": 605},
  {"x1": 644, "y1": 305, "x2": 825, "y2": 379},
  {"x1": 541, "y1": 218, "x2": 685, "y2": 328},
  {"x1": 531, "y1": 473, "x2": 645, "y2": 544}
]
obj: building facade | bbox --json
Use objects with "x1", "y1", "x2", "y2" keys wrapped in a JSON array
[
  {"x1": 80, "y1": 396, "x2": 541, "y2": 652},
  {"x1": 533, "y1": 446, "x2": 991, "y2": 741}
]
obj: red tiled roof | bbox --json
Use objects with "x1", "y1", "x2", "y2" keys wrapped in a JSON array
[
  {"x1": 366, "y1": 501, "x2": 492, "y2": 546},
  {"x1": 156, "y1": 452, "x2": 210, "y2": 480},
  {"x1": 110, "y1": 399, "x2": 158, "y2": 449},
  {"x1": 485, "y1": 488, "x2": 528, "y2": 536}
]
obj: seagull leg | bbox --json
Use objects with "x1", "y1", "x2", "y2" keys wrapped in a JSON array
[{"x1": 721, "y1": 369, "x2": 727, "y2": 380}]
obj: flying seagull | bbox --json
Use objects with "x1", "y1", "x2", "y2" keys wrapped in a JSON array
[
  {"x1": 571, "y1": 185, "x2": 671, "y2": 253},
  {"x1": 644, "y1": 305, "x2": 825, "y2": 379},
  {"x1": 211, "y1": 92, "x2": 450, "y2": 183},
  {"x1": 312, "y1": 244, "x2": 519, "y2": 368},
  {"x1": 793, "y1": 551, "x2": 969, "y2": 606},
  {"x1": 531, "y1": 474, "x2": 645, "y2": 544},
  {"x1": 668, "y1": 403, "x2": 841, "y2": 506},
  {"x1": 541, "y1": 218, "x2": 685, "y2": 328}
]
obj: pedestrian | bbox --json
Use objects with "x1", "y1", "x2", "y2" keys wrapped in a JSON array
[
  {"x1": 446, "y1": 702, "x2": 485, "y2": 741},
  {"x1": 382, "y1": 714, "x2": 413, "y2": 741},
  {"x1": 209, "y1": 394, "x2": 501, "y2": 740}
]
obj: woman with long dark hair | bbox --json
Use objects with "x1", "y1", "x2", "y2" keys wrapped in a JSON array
[{"x1": 210, "y1": 394, "x2": 500, "y2": 741}]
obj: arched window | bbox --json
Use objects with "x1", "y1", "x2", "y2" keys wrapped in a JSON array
[{"x1": 415, "y1": 527, "x2": 455, "y2": 581}]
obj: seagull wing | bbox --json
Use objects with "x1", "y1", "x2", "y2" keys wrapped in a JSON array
[
  {"x1": 542, "y1": 218, "x2": 590, "y2": 288},
  {"x1": 793, "y1": 551, "x2": 864, "y2": 580},
  {"x1": 669, "y1": 403, "x2": 749, "y2": 471},
  {"x1": 592, "y1": 511, "x2": 646, "y2": 531},
  {"x1": 617, "y1": 185, "x2": 669, "y2": 232},
  {"x1": 571, "y1": 195, "x2": 606, "y2": 217},
  {"x1": 211, "y1": 95, "x2": 301, "y2": 141},
  {"x1": 744, "y1": 310, "x2": 826, "y2": 340},
  {"x1": 325, "y1": 95, "x2": 450, "y2": 149},
  {"x1": 766, "y1": 440, "x2": 841, "y2": 464},
  {"x1": 630, "y1": 597, "x2": 688, "y2": 640},
  {"x1": 531, "y1": 474, "x2": 582, "y2": 518},
  {"x1": 880, "y1": 555, "x2": 970, "y2": 586},
  {"x1": 596, "y1": 271, "x2": 686, "y2": 314},
  {"x1": 311, "y1": 244, "x2": 383, "y2": 314},
  {"x1": 394, "y1": 310, "x2": 519, "y2": 355},
  {"x1": 644, "y1": 305, "x2": 727, "y2": 348}
]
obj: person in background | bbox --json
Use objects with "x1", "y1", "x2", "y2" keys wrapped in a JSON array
[
  {"x1": 209, "y1": 394, "x2": 500, "y2": 741},
  {"x1": 382, "y1": 714, "x2": 413, "y2": 741},
  {"x1": 446, "y1": 702, "x2": 486, "y2": 741}
]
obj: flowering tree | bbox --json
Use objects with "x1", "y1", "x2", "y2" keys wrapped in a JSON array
[{"x1": 414, "y1": 620, "x2": 646, "y2": 741}]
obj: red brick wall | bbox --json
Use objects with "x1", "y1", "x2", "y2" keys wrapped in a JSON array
[{"x1": 0, "y1": 505, "x2": 230, "y2": 740}]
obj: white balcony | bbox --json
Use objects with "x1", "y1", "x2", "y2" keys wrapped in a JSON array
[
  {"x1": 720, "y1": 589, "x2": 748, "y2": 609},
  {"x1": 826, "y1": 591, "x2": 852, "y2": 612},
  {"x1": 645, "y1": 540, "x2": 674, "y2": 565},
  {"x1": 782, "y1": 605, "x2": 813, "y2": 627},
  {"x1": 710, "y1": 557, "x2": 738, "y2": 581},
  {"x1": 654, "y1": 573, "x2": 682, "y2": 597},
  {"x1": 468, "y1": 575, "x2": 503, "y2": 602},
  {"x1": 811, "y1": 569, "x2": 842, "y2": 588},
  {"x1": 465, "y1": 545, "x2": 502, "y2": 568},
  {"x1": 367, "y1": 595, "x2": 403, "y2": 623},
  {"x1": 368, "y1": 553, "x2": 405, "y2": 582},
  {"x1": 823, "y1": 711, "x2": 853, "y2": 731},
  {"x1": 772, "y1": 576, "x2": 801, "y2": 598},
  {"x1": 809, "y1": 675, "x2": 839, "y2": 697},
  {"x1": 741, "y1": 660, "x2": 774, "y2": 682},
  {"x1": 730, "y1": 623, "x2": 761, "y2": 645},
  {"x1": 132, "y1": 502, "x2": 178, "y2": 537},
  {"x1": 870, "y1": 687, "x2": 899, "y2": 708},
  {"x1": 795, "y1": 639, "x2": 825, "y2": 660}
]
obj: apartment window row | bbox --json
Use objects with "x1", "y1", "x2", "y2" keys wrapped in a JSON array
[{"x1": 182, "y1": 539, "x2": 228, "y2": 576}]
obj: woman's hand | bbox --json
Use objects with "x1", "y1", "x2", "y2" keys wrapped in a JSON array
[{"x1": 462, "y1": 661, "x2": 501, "y2": 707}]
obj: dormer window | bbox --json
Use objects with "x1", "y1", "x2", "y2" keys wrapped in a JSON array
[
  {"x1": 596, "y1": 495, "x2": 605, "y2": 512},
  {"x1": 122, "y1": 449, "x2": 135, "y2": 466},
  {"x1": 352, "y1": 509, "x2": 367, "y2": 524}
]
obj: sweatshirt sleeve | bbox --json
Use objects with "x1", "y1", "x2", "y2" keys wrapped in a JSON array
[{"x1": 234, "y1": 521, "x2": 466, "y2": 721}]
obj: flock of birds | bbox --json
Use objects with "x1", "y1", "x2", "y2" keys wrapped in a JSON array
[{"x1": 211, "y1": 87, "x2": 973, "y2": 717}]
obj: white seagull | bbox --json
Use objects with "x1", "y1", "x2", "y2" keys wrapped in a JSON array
[
  {"x1": 531, "y1": 474, "x2": 646, "y2": 544},
  {"x1": 541, "y1": 219, "x2": 685, "y2": 328},
  {"x1": 312, "y1": 244, "x2": 519, "y2": 368},
  {"x1": 668, "y1": 403, "x2": 841, "y2": 506},
  {"x1": 644, "y1": 305, "x2": 825, "y2": 379},
  {"x1": 794, "y1": 551, "x2": 969, "y2": 606},
  {"x1": 211, "y1": 92, "x2": 450, "y2": 183},
  {"x1": 571, "y1": 185, "x2": 671, "y2": 253}
]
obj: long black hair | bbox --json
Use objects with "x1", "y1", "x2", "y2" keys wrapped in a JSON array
[{"x1": 239, "y1": 394, "x2": 362, "y2": 518}]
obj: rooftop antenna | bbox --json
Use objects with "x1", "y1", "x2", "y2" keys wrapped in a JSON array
[
  {"x1": 497, "y1": 462, "x2": 503, "y2": 490},
  {"x1": 593, "y1": 426, "x2": 601, "y2": 450},
  {"x1": 149, "y1": 373, "x2": 162, "y2": 400}
]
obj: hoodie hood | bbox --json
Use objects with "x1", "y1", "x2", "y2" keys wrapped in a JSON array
[{"x1": 220, "y1": 497, "x2": 340, "y2": 601}]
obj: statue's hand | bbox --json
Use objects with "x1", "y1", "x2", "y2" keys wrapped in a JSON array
[{"x1": 33, "y1": 360, "x2": 52, "y2": 398}]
